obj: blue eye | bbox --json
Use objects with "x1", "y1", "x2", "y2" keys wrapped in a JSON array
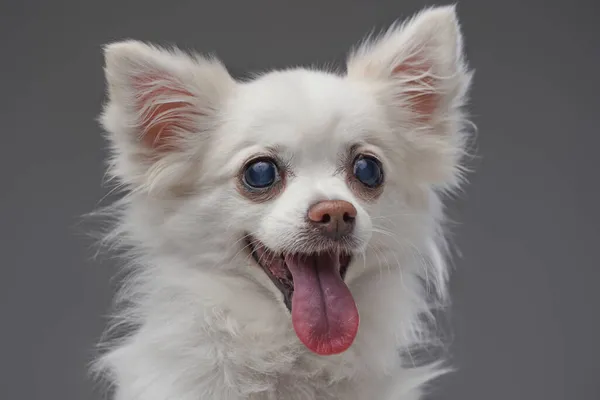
[
  {"x1": 353, "y1": 156, "x2": 383, "y2": 188},
  {"x1": 243, "y1": 159, "x2": 279, "y2": 189}
]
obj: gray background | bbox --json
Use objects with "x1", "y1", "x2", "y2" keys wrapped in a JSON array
[{"x1": 1, "y1": 0, "x2": 598, "y2": 399}]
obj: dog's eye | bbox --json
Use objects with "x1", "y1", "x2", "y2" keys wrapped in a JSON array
[
  {"x1": 243, "y1": 159, "x2": 280, "y2": 189},
  {"x1": 353, "y1": 155, "x2": 383, "y2": 188}
]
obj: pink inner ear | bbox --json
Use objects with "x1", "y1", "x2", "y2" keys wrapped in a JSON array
[
  {"x1": 393, "y1": 56, "x2": 438, "y2": 121},
  {"x1": 133, "y1": 75, "x2": 199, "y2": 150}
]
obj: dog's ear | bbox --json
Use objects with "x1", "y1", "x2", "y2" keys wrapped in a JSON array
[
  {"x1": 100, "y1": 40, "x2": 235, "y2": 191},
  {"x1": 347, "y1": 6, "x2": 473, "y2": 188}
]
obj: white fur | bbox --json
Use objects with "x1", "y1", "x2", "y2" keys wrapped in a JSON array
[{"x1": 92, "y1": 6, "x2": 473, "y2": 400}]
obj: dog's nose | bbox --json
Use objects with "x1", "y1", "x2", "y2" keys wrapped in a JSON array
[{"x1": 307, "y1": 200, "x2": 357, "y2": 239}]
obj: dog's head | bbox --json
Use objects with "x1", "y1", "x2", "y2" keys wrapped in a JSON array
[{"x1": 100, "y1": 6, "x2": 472, "y2": 357}]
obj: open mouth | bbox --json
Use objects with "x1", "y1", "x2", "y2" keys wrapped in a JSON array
[{"x1": 247, "y1": 236, "x2": 359, "y2": 356}]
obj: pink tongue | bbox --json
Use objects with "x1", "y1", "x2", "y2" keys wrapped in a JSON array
[{"x1": 285, "y1": 253, "x2": 359, "y2": 355}]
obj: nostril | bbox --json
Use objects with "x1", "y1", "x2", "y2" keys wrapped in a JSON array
[
  {"x1": 342, "y1": 212, "x2": 355, "y2": 223},
  {"x1": 321, "y1": 214, "x2": 331, "y2": 223}
]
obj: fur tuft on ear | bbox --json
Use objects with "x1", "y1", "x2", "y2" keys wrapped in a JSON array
[
  {"x1": 100, "y1": 40, "x2": 235, "y2": 190},
  {"x1": 347, "y1": 6, "x2": 473, "y2": 189},
  {"x1": 347, "y1": 5, "x2": 469, "y2": 122}
]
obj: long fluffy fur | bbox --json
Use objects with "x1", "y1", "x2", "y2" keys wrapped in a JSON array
[{"x1": 90, "y1": 6, "x2": 473, "y2": 400}]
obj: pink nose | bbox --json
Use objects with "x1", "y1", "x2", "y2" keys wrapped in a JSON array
[{"x1": 307, "y1": 200, "x2": 357, "y2": 239}]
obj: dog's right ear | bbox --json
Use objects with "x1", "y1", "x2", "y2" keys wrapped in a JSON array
[{"x1": 100, "y1": 40, "x2": 235, "y2": 191}]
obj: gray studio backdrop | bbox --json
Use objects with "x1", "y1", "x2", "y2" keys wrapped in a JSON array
[{"x1": 1, "y1": 1, "x2": 598, "y2": 399}]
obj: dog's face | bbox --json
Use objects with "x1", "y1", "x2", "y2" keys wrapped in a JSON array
[{"x1": 101, "y1": 6, "x2": 471, "y2": 357}]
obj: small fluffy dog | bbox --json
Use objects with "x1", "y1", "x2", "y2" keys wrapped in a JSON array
[{"x1": 93, "y1": 5, "x2": 473, "y2": 400}]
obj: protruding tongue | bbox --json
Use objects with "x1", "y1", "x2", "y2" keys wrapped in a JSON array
[{"x1": 285, "y1": 252, "x2": 359, "y2": 355}]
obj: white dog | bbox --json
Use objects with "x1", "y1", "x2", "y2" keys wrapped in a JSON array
[{"x1": 93, "y1": 5, "x2": 473, "y2": 399}]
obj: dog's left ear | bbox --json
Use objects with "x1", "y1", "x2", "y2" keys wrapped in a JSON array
[
  {"x1": 347, "y1": 6, "x2": 473, "y2": 188},
  {"x1": 100, "y1": 40, "x2": 235, "y2": 191}
]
